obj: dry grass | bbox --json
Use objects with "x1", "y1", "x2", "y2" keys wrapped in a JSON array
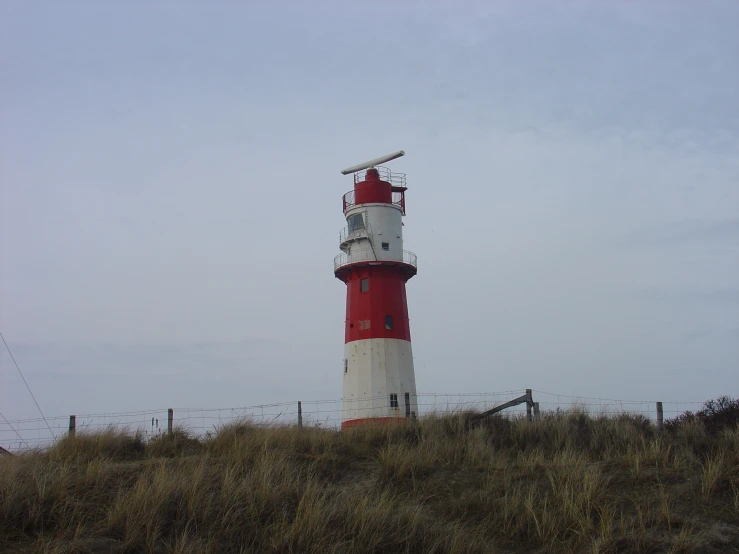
[{"x1": 1, "y1": 412, "x2": 738, "y2": 553}]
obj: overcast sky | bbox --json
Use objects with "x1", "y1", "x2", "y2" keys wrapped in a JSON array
[{"x1": 1, "y1": 1, "x2": 737, "y2": 437}]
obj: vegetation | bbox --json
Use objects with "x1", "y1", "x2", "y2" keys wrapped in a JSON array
[
  {"x1": 666, "y1": 395, "x2": 739, "y2": 434},
  {"x1": 1, "y1": 406, "x2": 738, "y2": 553}
]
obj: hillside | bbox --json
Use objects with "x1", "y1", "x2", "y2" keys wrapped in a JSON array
[{"x1": 1, "y1": 412, "x2": 738, "y2": 553}]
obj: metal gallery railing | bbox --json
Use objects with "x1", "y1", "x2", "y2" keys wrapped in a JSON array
[
  {"x1": 334, "y1": 249, "x2": 417, "y2": 271},
  {"x1": 343, "y1": 190, "x2": 406, "y2": 213},
  {"x1": 351, "y1": 166, "x2": 406, "y2": 188}
]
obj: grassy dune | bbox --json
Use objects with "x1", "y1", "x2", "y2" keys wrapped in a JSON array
[{"x1": 1, "y1": 412, "x2": 738, "y2": 553}]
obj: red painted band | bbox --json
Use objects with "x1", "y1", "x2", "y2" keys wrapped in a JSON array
[
  {"x1": 341, "y1": 417, "x2": 407, "y2": 430},
  {"x1": 337, "y1": 265, "x2": 413, "y2": 343}
]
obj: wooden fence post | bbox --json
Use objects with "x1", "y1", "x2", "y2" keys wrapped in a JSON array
[
  {"x1": 68, "y1": 415, "x2": 76, "y2": 437},
  {"x1": 298, "y1": 401, "x2": 303, "y2": 429},
  {"x1": 405, "y1": 392, "x2": 411, "y2": 418},
  {"x1": 526, "y1": 389, "x2": 533, "y2": 423},
  {"x1": 533, "y1": 402, "x2": 540, "y2": 420},
  {"x1": 656, "y1": 402, "x2": 664, "y2": 432},
  {"x1": 167, "y1": 408, "x2": 173, "y2": 437}
]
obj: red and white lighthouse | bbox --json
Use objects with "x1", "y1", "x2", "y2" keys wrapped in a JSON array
[{"x1": 334, "y1": 151, "x2": 418, "y2": 429}]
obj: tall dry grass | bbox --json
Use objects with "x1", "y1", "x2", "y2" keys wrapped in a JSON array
[{"x1": 1, "y1": 411, "x2": 737, "y2": 553}]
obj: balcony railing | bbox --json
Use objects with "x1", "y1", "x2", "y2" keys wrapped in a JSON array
[
  {"x1": 343, "y1": 190, "x2": 406, "y2": 214},
  {"x1": 334, "y1": 249, "x2": 418, "y2": 272},
  {"x1": 352, "y1": 166, "x2": 406, "y2": 188},
  {"x1": 339, "y1": 223, "x2": 372, "y2": 245}
]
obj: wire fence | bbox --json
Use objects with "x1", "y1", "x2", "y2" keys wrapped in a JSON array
[{"x1": 0, "y1": 389, "x2": 708, "y2": 453}]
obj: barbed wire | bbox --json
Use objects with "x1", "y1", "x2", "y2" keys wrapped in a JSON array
[
  {"x1": 2, "y1": 399, "x2": 701, "y2": 427},
  {"x1": 0, "y1": 410, "x2": 31, "y2": 448},
  {"x1": 2, "y1": 392, "x2": 530, "y2": 424},
  {"x1": 531, "y1": 389, "x2": 707, "y2": 405},
  {"x1": 1, "y1": 390, "x2": 714, "y2": 452}
]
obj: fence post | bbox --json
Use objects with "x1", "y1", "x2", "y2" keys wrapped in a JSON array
[
  {"x1": 68, "y1": 415, "x2": 76, "y2": 437},
  {"x1": 656, "y1": 402, "x2": 664, "y2": 432},
  {"x1": 167, "y1": 408, "x2": 173, "y2": 437},
  {"x1": 298, "y1": 401, "x2": 303, "y2": 429},
  {"x1": 526, "y1": 389, "x2": 533, "y2": 423},
  {"x1": 405, "y1": 392, "x2": 411, "y2": 418},
  {"x1": 533, "y1": 402, "x2": 540, "y2": 420}
]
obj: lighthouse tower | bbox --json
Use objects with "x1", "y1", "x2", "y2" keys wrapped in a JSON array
[{"x1": 334, "y1": 151, "x2": 418, "y2": 429}]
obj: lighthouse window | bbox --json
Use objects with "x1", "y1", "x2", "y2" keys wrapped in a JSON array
[
  {"x1": 381, "y1": 242, "x2": 390, "y2": 251},
  {"x1": 390, "y1": 394, "x2": 398, "y2": 408},
  {"x1": 385, "y1": 315, "x2": 393, "y2": 330},
  {"x1": 360, "y1": 278, "x2": 369, "y2": 292},
  {"x1": 347, "y1": 213, "x2": 365, "y2": 233}
]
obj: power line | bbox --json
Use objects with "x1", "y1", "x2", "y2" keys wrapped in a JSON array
[
  {"x1": 0, "y1": 331, "x2": 55, "y2": 439},
  {"x1": 0, "y1": 410, "x2": 30, "y2": 449}
]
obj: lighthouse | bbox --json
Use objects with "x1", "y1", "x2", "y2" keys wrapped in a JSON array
[{"x1": 334, "y1": 151, "x2": 418, "y2": 429}]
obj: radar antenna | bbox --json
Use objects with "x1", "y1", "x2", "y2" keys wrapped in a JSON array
[{"x1": 340, "y1": 150, "x2": 405, "y2": 175}]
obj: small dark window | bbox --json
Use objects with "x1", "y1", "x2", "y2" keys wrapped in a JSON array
[
  {"x1": 390, "y1": 393, "x2": 398, "y2": 408},
  {"x1": 385, "y1": 315, "x2": 393, "y2": 330},
  {"x1": 360, "y1": 278, "x2": 369, "y2": 292},
  {"x1": 344, "y1": 359, "x2": 348, "y2": 374},
  {"x1": 382, "y1": 242, "x2": 390, "y2": 251}
]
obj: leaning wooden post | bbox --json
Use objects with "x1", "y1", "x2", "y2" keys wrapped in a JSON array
[
  {"x1": 533, "y1": 402, "x2": 540, "y2": 420},
  {"x1": 167, "y1": 408, "x2": 173, "y2": 437},
  {"x1": 297, "y1": 401, "x2": 303, "y2": 429},
  {"x1": 526, "y1": 389, "x2": 533, "y2": 423},
  {"x1": 68, "y1": 415, "x2": 76, "y2": 437},
  {"x1": 656, "y1": 402, "x2": 664, "y2": 432}
]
